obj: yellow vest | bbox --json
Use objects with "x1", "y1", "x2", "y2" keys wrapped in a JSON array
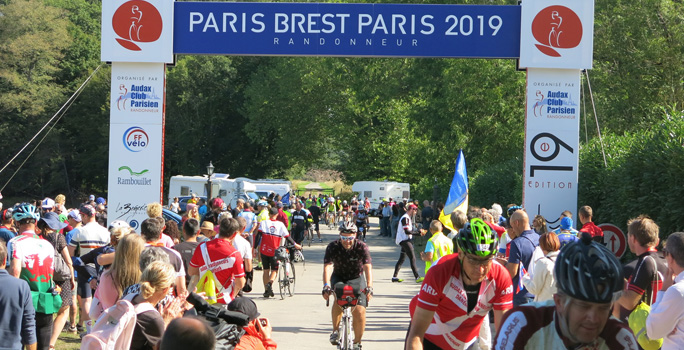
[
  {"x1": 257, "y1": 209, "x2": 269, "y2": 223},
  {"x1": 425, "y1": 232, "x2": 454, "y2": 273}
]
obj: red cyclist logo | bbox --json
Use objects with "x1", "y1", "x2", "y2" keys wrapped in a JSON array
[
  {"x1": 112, "y1": 0, "x2": 163, "y2": 51},
  {"x1": 531, "y1": 6, "x2": 582, "y2": 57}
]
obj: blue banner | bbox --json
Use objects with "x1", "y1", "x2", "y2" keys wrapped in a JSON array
[{"x1": 174, "y1": 2, "x2": 521, "y2": 58}]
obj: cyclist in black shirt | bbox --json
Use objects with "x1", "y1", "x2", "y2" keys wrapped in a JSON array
[{"x1": 308, "y1": 202, "x2": 322, "y2": 242}]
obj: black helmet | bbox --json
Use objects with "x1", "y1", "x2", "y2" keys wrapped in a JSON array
[
  {"x1": 456, "y1": 218, "x2": 498, "y2": 257},
  {"x1": 554, "y1": 235, "x2": 623, "y2": 304}
]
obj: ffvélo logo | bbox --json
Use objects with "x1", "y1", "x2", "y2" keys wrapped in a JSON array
[{"x1": 123, "y1": 126, "x2": 149, "y2": 152}]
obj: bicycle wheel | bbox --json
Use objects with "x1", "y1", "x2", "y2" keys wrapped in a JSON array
[
  {"x1": 288, "y1": 262, "x2": 296, "y2": 296},
  {"x1": 278, "y1": 262, "x2": 287, "y2": 299}
]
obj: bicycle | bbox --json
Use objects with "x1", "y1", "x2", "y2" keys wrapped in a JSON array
[
  {"x1": 327, "y1": 212, "x2": 336, "y2": 229},
  {"x1": 325, "y1": 284, "x2": 371, "y2": 350},
  {"x1": 274, "y1": 246, "x2": 296, "y2": 299},
  {"x1": 307, "y1": 225, "x2": 315, "y2": 246}
]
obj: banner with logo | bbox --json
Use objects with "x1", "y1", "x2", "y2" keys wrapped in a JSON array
[
  {"x1": 174, "y1": 2, "x2": 521, "y2": 58},
  {"x1": 519, "y1": 0, "x2": 594, "y2": 69},
  {"x1": 102, "y1": 0, "x2": 174, "y2": 63},
  {"x1": 523, "y1": 68, "x2": 580, "y2": 229},
  {"x1": 107, "y1": 62, "x2": 165, "y2": 230}
]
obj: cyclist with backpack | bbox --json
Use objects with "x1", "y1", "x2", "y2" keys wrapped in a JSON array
[
  {"x1": 322, "y1": 223, "x2": 373, "y2": 350},
  {"x1": 406, "y1": 218, "x2": 512, "y2": 350}
]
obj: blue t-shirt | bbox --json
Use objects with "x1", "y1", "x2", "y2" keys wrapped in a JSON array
[
  {"x1": 556, "y1": 231, "x2": 579, "y2": 249},
  {"x1": 238, "y1": 211, "x2": 257, "y2": 233},
  {"x1": 425, "y1": 240, "x2": 435, "y2": 253},
  {"x1": 65, "y1": 227, "x2": 81, "y2": 245},
  {"x1": 0, "y1": 227, "x2": 15, "y2": 245},
  {"x1": 508, "y1": 230, "x2": 540, "y2": 300}
]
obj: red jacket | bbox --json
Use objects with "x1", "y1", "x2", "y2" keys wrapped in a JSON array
[
  {"x1": 235, "y1": 322, "x2": 277, "y2": 350},
  {"x1": 276, "y1": 210, "x2": 289, "y2": 228},
  {"x1": 580, "y1": 221, "x2": 604, "y2": 243}
]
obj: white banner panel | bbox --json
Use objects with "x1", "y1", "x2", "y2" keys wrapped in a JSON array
[
  {"x1": 101, "y1": 0, "x2": 174, "y2": 63},
  {"x1": 523, "y1": 68, "x2": 580, "y2": 230},
  {"x1": 110, "y1": 62, "x2": 165, "y2": 125},
  {"x1": 107, "y1": 62, "x2": 165, "y2": 231},
  {"x1": 519, "y1": 0, "x2": 594, "y2": 69}
]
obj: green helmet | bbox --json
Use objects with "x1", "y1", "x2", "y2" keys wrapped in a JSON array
[{"x1": 457, "y1": 218, "x2": 498, "y2": 257}]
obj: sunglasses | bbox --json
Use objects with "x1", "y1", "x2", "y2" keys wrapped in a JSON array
[
  {"x1": 465, "y1": 255, "x2": 494, "y2": 266},
  {"x1": 339, "y1": 235, "x2": 355, "y2": 241}
]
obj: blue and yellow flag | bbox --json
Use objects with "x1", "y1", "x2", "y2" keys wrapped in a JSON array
[{"x1": 439, "y1": 150, "x2": 469, "y2": 232}]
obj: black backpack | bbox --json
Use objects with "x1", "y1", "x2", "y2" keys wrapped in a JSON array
[{"x1": 186, "y1": 293, "x2": 248, "y2": 350}]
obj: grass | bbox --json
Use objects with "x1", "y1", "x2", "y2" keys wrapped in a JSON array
[{"x1": 56, "y1": 331, "x2": 81, "y2": 350}]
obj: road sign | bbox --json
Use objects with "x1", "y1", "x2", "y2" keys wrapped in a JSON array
[{"x1": 599, "y1": 223, "x2": 626, "y2": 258}]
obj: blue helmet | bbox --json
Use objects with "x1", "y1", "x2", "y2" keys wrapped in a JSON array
[{"x1": 12, "y1": 203, "x2": 40, "y2": 222}]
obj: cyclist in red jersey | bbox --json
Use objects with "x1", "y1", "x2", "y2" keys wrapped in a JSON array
[{"x1": 406, "y1": 218, "x2": 513, "y2": 350}]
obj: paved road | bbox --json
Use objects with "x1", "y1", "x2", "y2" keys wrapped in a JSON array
[{"x1": 248, "y1": 217, "x2": 426, "y2": 350}]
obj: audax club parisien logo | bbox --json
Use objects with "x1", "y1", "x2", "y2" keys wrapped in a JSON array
[
  {"x1": 116, "y1": 83, "x2": 161, "y2": 111},
  {"x1": 112, "y1": 0, "x2": 163, "y2": 51},
  {"x1": 532, "y1": 89, "x2": 578, "y2": 118},
  {"x1": 531, "y1": 6, "x2": 582, "y2": 57},
  {"x1": 123, "y1": 126, "x2": 148, "y2": 152}
]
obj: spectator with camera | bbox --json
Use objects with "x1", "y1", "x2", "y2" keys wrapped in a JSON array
[{"x1": 228, "y1": 297, "x2": 277, "y2": 350}]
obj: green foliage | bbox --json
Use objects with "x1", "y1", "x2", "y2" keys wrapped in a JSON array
[{"x1": 578, "y1": 111, "x2": 684, "y2": 237}]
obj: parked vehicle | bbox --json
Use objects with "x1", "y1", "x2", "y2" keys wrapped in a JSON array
[
  {"x1": 168, "y1": 174, "x2": 259, "y2": 209},
  {"x1": 351, "y1": 181, "x2": 410, "y2": 216},
  {"x1": 235, "y1": 178, "x2": 291, "y2": 198}
]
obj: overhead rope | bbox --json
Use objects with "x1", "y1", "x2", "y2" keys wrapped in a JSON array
[
  {"x1": 0, "y1": 63, "x2": 105, "y2": 191},
  {"x1": 584, "y1": 69, "x2": 608, "y2": 168}
]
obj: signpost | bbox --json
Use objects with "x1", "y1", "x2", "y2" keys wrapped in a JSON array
[
  {"x1": 599, "y1": 223, "x2": 627, "y2": 258},
  {"x1": 101, "y1": 0, "x2": 595, "y2": 228}
]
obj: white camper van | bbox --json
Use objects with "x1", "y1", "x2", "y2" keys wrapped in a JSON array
[
  {"x1": 168, "y1": 174, "x2": 259, "y2": 208},
  {"x1": 352, "y1": 181, "x2": 410, "y2": 215},
  {"x1": 234, "y1": 178, "x2": 292, "y2": 199}
]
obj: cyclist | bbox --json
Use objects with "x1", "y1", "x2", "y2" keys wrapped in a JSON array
[
  {"x1": 308, "y1": 200, "x2": 322, "y2": 243},
  {"x1": 406, "y1": 218, "x2": 512, "y2": 350},
  {"x1": 352, "y1": 206, "x2": 369, "y2": 242},
  {"x1": 340, "y1": 200, "x2": 350, "y2": 223},
  {"x1": 326, "y1": 198, "x2": 338, "y2": 226},
  {"x1": 323, "y1": 223, "x2": 373, "y2": 350},
  {"x1": 258, "y1": 207, "x2": 301, "y2": 298},
  {"x1": 493, "y1": 235, "x2": 637, "y2": 350},
  {"x1": 291, "y1": 202, "x2": 311, "y2": 248}
]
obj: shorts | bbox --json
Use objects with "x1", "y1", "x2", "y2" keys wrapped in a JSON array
[
  {"x1": 331, "y1": 274, "x2": 368, "y2": 308},
  {"x1": 313, "y1": 222, "x2": 320, "y2": 231},
  {"x1": 260, "y1": 253, "x2": 280, "y2": 271},
  {"x1": 76, "y1": 272, "x2": 93, "y2": 298}
]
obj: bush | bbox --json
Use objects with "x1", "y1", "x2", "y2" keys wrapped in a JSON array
[{"x1": 578, "y1": 112, "x2": 684, "y2": 239}]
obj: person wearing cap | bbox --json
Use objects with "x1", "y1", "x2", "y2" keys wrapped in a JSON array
[
  {"x1": 275, "y1": 202, "x2": 289, "y2": 229},
  {"x1": 227, "y1": 297, "x2": 277, "y2": 350},
  {"x1": 493, "y1": 235, "x2": 637, "y2": 350},
  {"x1": 64, "y1": 209, "x2": 82, "y2": 333},
  {"x1": 68, "y1": 204, "x2": 110, "y2": 332},
  {"x1": 556, "y1": 216, "x2": 579, "y2": 249},
  {"x1": 9, "y1": 204, "x2": 63, "y2": 350},
  {"x1": 39, "y1": 212, "x2": 76, "y2": 349},
  {"x1": 392, "y1": 203, "x2": 426, "y2": 283},
  {"x1": 0, "y1": 207, "x2": 15, "y2": 245},
  {"x1": 41, "y1": 197, "x2": 55, "y2": 214},
  {"x1": 198, "y1": 221, "x2": 215, "y2": 242},
  {"x1": 187, "y1": 193, "x2": 198, "y2": 205}
]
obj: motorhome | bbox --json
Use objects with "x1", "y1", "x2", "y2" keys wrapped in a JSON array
[
  {"x1": 234, "y1": 178, "x2": 291, "y2": 198},
  {"x1": 352, "y1": 181, "x2": 411, "y2": 215},
  {"x1": 168, "y1": 174, "x2": 259, "y2": 208}
]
